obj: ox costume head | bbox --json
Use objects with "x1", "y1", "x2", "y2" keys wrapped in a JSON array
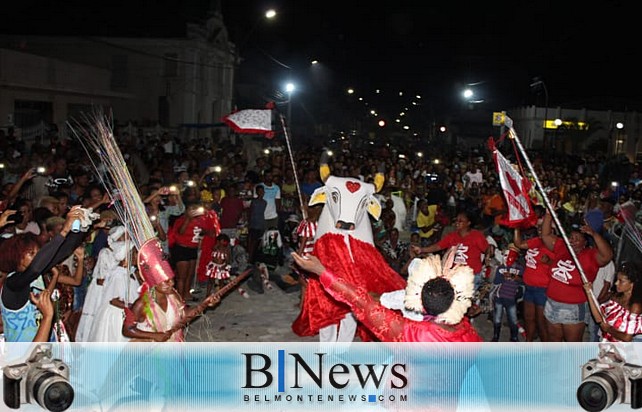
[{"x1": 309, "y1": 162, "x2": 385, "y2": 244}]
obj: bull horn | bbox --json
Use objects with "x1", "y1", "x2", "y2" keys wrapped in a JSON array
[
  {"x1": 374, "y1": 172, "x2": 384, "y2": 193},
  {"x1": 320, "y1": 164, "x2": 330, "y2": 183}
]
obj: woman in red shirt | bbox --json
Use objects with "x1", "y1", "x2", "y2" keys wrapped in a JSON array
[
  {"x1": 169, "y1": 202, "x2": 218, "y2": 301},
  {"x1": 541, "y1": 211, "x2": 613, "y2": 342},
  {"x1": 514, "y1": 224, "x2": 555, "y2": 342},
  {"x1": 414, "y1": 210, "x2": 490, "y2": 291},
  {"x1": 584, "y1": 261, "x2": 642, "y2": 342}
]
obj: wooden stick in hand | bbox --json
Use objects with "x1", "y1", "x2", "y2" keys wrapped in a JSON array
[{"x1": 168, "y1": 268, "x2": 253, "y2": 334}]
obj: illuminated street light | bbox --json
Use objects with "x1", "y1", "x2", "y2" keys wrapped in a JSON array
[
  {"x1": 285, "y1": 82, "x2": 296, "y2": 129},
  {"x1": 265, "y1": 9, "x2": 276, "y2": 19}
]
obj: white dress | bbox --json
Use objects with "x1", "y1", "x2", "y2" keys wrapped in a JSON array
[
  {"x1": 87, "y1": 266, "x2": 139, "y2": 342},
  {"x1": 75, "y1": 248, "x2": 118, "y2": 342}
]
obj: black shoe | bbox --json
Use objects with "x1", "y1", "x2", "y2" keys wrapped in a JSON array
[{"x1": 492, "y1": 324, "x2": 501, "y2": 342}]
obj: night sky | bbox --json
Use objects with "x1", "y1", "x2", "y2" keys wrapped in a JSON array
[{"x1": 2, "y1": 0, "x2": 640, "y2": 113}]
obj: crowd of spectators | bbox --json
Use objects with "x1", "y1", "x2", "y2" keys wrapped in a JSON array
[{"x1": 1, "y1": 124, "x2": 642, "y2": 343}]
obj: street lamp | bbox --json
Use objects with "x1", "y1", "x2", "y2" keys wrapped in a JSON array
[{"x1": 285, "y1": 82, "x2": 296, "y2": 129}]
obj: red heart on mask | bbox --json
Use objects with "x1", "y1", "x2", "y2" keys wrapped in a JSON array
[{"x1": 346, "y1": 181, "x2": 361, "y2": 193}]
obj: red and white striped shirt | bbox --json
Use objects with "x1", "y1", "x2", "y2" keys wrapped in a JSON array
[
  {"x1": 600, "y1": 300, "x2": 642, "y2": 342},
  {"x1": 296, "y1": 220, "x2": 318, "y2": 255}
]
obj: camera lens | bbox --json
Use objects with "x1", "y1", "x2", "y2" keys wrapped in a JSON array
[
  {"x1": 33, "y1": 371, "x2": 74, "y2": 412},
  {"x1": 577, "y1": 372, "x2": 618, "y2": 412}
]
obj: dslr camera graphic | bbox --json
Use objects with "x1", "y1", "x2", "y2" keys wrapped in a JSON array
[
  {"x1": 3, "y1": 344, "x2": 74, "y2": 411},
  {"x1": 577, "y1": 343, "x2": 642, "y2": 411}
]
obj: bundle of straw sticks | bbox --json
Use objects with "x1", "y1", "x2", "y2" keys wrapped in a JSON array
[{"x1": 67, "y1": 108, "x2": 154, "y2": 249}]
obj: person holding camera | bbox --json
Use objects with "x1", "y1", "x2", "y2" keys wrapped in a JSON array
[
  {"x1": 4, "y1": 198, "x2": 40, "y2": 236},
  {"x1": 143, "y1": 185, "x2": 180, "y2": 254},
  {"x1": 584, "y1": 261, "x2": 642, "y2": 342},
  {"x1": 29, "y1": 288, "x2": 55, "y2": 343},
  {"x1": 0, "y1": 167, "x2": 38, "y2": 213},
  {"x1": 0, "y1": 206, "x2": 85, "y2": 342},
  {"x1": 0, "y1": 208, "x2": 18, "y2": 229}
]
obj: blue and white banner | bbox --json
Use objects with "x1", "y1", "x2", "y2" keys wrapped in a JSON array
[{"x1": 0, "y1": 342, "x2": 638, "y2": 412}]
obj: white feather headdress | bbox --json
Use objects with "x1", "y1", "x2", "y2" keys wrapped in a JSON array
[{"x1": 403, "y1": 247, "x2": 475, "y2": 325}]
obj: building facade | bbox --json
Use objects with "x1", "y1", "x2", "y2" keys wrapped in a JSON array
[
  {"x1": 510, "y1": 105, "x2": 641, "y2": 161},
  {"x1": 0, "y1": 9, "x2": 235, "y2": 142}
]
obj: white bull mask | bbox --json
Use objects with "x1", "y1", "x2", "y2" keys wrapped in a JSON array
[{"x1": 310, "y1": 173, "x2": 383, "y2": 244}]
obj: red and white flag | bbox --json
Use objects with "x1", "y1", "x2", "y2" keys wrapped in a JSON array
[
  {"x1": 489, "y1": 138, "x2": 538, "y2": 228},
  {"x1": 222, "y1": 103, "x2": 275, "y2": 138}
]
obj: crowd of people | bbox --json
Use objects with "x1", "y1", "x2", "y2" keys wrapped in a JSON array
[{"x1": 1, "y1": 125, "x2": 641, "y2": 343}]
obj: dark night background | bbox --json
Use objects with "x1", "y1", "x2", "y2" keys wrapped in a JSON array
[{"x1": 2, "y1": 0, "x2": 639, "y2": 115}]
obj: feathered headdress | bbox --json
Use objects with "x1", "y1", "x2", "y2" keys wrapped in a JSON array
[
  {"x1": 404, "y1": 247, "x2": 475, "y2": 325},
  {"x1": 68, "y1": 108, "x2": 173, "y2": 288}
]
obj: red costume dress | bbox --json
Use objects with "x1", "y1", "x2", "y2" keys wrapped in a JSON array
[
  {"x1": 193, "y1": 210, "x2": 221, "y2": 282},
  {"x1": 292, "y1": 233, "x2": 408, "y2": 341},
  {"x1": 317, "y1": 269, "x2": 482, "y2": 342},
  {"x1": 205, "y1": 249, "x2": 231, "y2": 280}
]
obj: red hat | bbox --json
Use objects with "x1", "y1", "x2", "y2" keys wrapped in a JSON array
[{"x1": 138, "y1": 238, "x2": 175, "y2": 287}]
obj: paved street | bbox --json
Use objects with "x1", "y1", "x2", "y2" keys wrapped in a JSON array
[{"x1": 185, "y1": 276, "x2": 505, "y2": 343}]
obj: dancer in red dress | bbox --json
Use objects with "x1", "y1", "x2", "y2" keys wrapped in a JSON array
[{"x1": 292, "y1": 248, "x2": 482, "y2": 342}]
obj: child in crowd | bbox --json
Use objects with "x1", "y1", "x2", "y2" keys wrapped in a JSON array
[
  {"x1": 492, "y1": 244, "x2": 525, "y2": 342},
  {"x1": 205, "y1": 233, "x2": 232, "y2": 296}
]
